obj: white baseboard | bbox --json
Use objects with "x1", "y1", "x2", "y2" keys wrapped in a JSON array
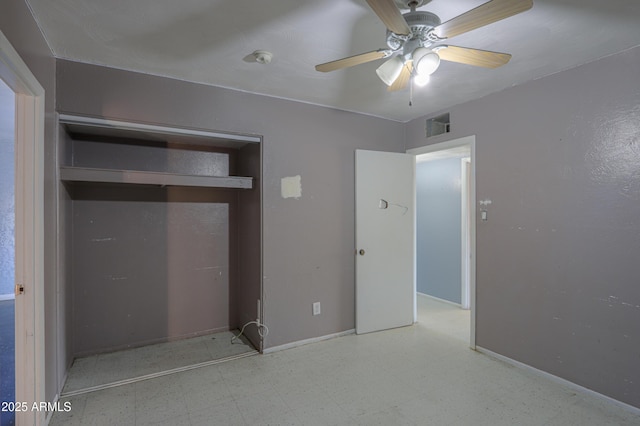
[
  {"x1": 476, "y1": 346, "x2": 640, "y2": 416},
  {"x1": 263, "y1": 329, "x2": 355, "y2": 354},
  {"x1": 417, "y1": 292, "x2": 462, "y2": 308}
]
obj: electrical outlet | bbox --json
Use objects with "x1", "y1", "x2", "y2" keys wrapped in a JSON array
[{"x1": 312, "y1": 302, "x2": 321, "y2": 316}]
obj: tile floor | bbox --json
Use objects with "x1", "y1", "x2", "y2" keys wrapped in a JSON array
[
  {"x1": 51, "y1": 296, "x2": 640, "y2": 425},
  {"x1": 63, "y1": 330, "x2": 256, "y2": 395}
]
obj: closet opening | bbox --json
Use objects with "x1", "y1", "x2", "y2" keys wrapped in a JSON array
[{"x1": 57, "y1": 116, "x2": 263, "y2": 396}]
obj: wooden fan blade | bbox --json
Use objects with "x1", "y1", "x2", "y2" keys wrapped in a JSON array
[
  {"x1": 315, "y1": 50, "x2": 388, "y2": 72},
  {"x1": 436, "y1": 45, "x2": 511, "y2": 68},
  {"x1": 366, "y1": 0, "x2": 411, "y2": 35},
  {"x1": 433, "y1": 0, "x2": 532, "y2": 39},
  {"x1": 388, "y1": 61, "x2": 413, "y2": 92}
]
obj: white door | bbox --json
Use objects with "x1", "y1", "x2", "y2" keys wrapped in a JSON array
[{"x1": 355, "y1": 149, "x2": 415, "y2": 334}]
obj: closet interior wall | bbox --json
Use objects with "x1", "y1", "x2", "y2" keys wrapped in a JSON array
[
  {"x1": 58, "y1": 122, "x2": 261, "y2": 358},
  {"x1": 235, "y1": 143, "x2": 262, "y2": 350}
]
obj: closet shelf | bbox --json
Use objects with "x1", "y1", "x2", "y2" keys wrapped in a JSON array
[{"x1": 60, "y1": 166, "x2": 253, "y2": 189}]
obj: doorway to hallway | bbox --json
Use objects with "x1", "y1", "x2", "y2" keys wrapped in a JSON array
[{"x1": 408, "y1": 136, "x2": 476, "y2": 348}]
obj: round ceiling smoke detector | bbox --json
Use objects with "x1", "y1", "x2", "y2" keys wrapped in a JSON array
[{"x1": 252, "y1": 50, "x2": 273, "y2": 64}]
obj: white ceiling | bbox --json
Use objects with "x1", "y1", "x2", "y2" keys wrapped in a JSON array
[{"x1": 27, "y1": 0, "x2": 640, "y2": 122}]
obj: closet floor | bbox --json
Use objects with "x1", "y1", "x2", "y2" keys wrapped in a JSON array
[{"x1": 62, "y1": 330, "x2": 257, "y2": 395}]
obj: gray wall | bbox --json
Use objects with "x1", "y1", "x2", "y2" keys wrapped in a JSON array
[
  {"x1": 7, "y1": 0, "x2": 639, "y2": 409},
  {"x1": 406, "y1": 45, "x2": 640, "y2": 408},
  {"x1": 235, "y1": 143, "x2": 263, "y2": 349},
  {"x1": 68, "y1": 184, "x2": 235, "y2": 355},
  {"x1": 0, "y1": 0, "x2": 62, "y2": 403},
  {"x1": 416, "y1": 157, "x2": 462, "y2": 304},
  {"x1": 55, "y1": 60, "x2": 405, "y2": 350}
]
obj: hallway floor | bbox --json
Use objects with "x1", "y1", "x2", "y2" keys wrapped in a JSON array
[{"x1": 51, "y1": 296, "x2": 639, "y2": 425}]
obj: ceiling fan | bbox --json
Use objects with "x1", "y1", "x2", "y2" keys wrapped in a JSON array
[{"x1": 315, "y1": 0, "x2": 533, "y2": 91}]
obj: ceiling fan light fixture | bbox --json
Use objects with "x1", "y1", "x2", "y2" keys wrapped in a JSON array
[
  {"x1": 414, "y1": 73, "x2": 431, "y2": 87},
  {"x1": 413, "y1": 47, "x2": 440, "y2": 76},
  {"x1": 376, "y1": 56, "x2": 404, "y2": 86}
]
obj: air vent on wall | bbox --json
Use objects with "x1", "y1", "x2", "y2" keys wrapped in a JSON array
[{"x1": 426, "y1": 113, "x2": 450, "y2": 138}]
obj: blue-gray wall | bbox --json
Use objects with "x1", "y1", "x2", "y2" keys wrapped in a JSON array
[
  {"x1": 416, "y1": 157, "x2": 462, "y2": 304},
  {"x1": 0, "y1": 80, "x2": 15, "y2": 296}
]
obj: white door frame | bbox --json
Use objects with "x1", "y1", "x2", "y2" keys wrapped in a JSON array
[
  {"x1": 407, "y1": 136, "x2": 477, "y2": 349},
  {"x1": 0, "y1": 30, "x2": 46, "y2": 425},
  {"x1": 461, "y1": 157, "x2": 471, "y2": 310}
]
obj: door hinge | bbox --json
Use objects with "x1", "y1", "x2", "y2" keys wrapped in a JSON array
[{"x1": 15, "y1": 284, "x2": 24, "y2": 296}]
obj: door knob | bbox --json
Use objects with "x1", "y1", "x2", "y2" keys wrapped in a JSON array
[{"x1": 359, "y1": 249, "x2": 365, "y2": 256}]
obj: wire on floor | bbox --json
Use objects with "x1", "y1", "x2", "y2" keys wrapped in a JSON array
[{"x1": 231, "y1": 320, "x2": 269, "y2": 344}]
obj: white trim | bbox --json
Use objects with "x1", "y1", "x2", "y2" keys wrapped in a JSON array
[
  {"x1": 0, "y1": 29, "x2": 46, "y2": 425},
  {"x1": 476, "y1": 346, "x2": 640, "y2": 416},
  {"x1": 0, "y1": 294, "x2": 16, "y2": 301},
  {"x1": 460, "y1": 157, "x2": 471, "y2": 310},
  {"x1": 58, "y1": 113, "x2": 261, "y2": 143},
  {"x1": 408, "y1": 135, "x2": 476, "y2": 349},
  {"x1": 411, "y1": 156, "x2": 417, "y2": 324},
  {"x1": 417, "y1": 292, "x2": 462, "y2": 308},
  {"x1": 407, "y1": 135, "x2": 475, "y2": 157},
  {"x1": 469, "y1": 140, "x2": 476, "y2": 349},
  {"x1": 263, "y1": 329, "x2": 356, "y2": 354}
]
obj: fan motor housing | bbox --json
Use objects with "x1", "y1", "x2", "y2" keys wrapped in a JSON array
[
  {"x1": 385, "y1": 11, "x2": 441, "y2": 50},
  {"x1": 404, "y1": 10, "x2": 441, "y2": 29},
  {"x1": 394, "y1": 0, "x2": 431, "y2": 9}
]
